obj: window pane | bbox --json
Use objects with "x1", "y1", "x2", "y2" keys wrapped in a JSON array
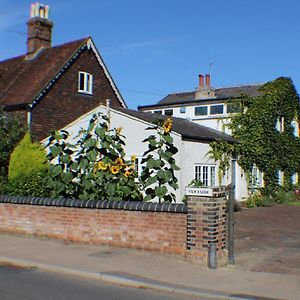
[
  {"x1": 210, "y1": 104, "x2": 224, "y2": 115},
  {"x1": 153, "y1": 110, "x2": 162, "y2": 114},
  {"x1": 202, "y1": 166, "x2": 208, "y2": 186},
  {"x1": 79, "y1": 73, "x2": 85, "y2": 91},
  {"x1": 195, "y1": 106, "x2": 208, "y2": 116},
  {"x1": 180, "y1": 106, "x2": 186, "y2": 113},
  {"x1": 195, "y1": 166, "x2": 201, "y2": 181},
  {"x1": 164, "y1": 109, "x2": 173, "y2": 116},
  {"x1": 86, "y1": 74, "x2": 91, "y2": 92}
]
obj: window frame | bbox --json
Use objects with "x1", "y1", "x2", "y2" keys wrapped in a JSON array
[
  {"x1": 78, "y1": 71, "x2": 93, "y2": 95},
  {"x1": 194, "y1": 164, "x2": 216, "y2": 187},
  {"x1": 164, "y1": 109, "x2": 173, "y2": 116},
  {"x1": 194, "y1": 106, "x2": 208, "y2": 116},
  {"x1": 209, "y1": 104, "x2": 224, "y2": 115},
  {"x1": 153, "y1": 110, "x2": 162, "y2": 115}
]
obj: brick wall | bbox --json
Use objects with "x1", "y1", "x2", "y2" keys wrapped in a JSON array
[
  {"x1": 0, "y1": 197, "x2": 187, "y2": 256},
  {"x1": 30, "y1": 48, "x2": 122, "y2": 141},
  {"x1": 0, "y1": 190, "x2": 228, "y2": 265}
]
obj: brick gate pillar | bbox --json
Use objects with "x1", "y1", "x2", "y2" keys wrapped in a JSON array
[{"x1": 186, "y1": 186, "x2": 228, "y2": 266}]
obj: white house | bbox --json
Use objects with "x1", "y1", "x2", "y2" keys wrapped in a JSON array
[
  {"x1": 138, "y1": 74, "x2": 263, "y2": 136},
  {"x1": 58, "y1": 104, "x2": 248, "y2": 202}
]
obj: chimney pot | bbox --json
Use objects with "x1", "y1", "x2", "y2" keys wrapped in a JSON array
[
  {"x1": 198, "y1": 74, "x2": 204, "y2": 89},
  {"x1": 205, "y1": 74, "x2": 211, "y2": 89}
]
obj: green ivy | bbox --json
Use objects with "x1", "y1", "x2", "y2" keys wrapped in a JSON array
[{"x1": 209, "y1": 77, "x2": 300, "y2": 193}]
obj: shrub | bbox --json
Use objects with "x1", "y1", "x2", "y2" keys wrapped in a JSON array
[
  {"x1": 274, "y1": 188, "x2": 297, "y2": 204},
  {"x1": 246, "y1": 193, "x2": 263, "y2": 208},
  {"x1": 7, "y1": 132, "x2": 49, "y2": 196}
]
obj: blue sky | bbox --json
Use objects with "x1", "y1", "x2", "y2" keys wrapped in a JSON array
[{"x1": 1, "y1": 0, "x2": 300, "y2": 109}]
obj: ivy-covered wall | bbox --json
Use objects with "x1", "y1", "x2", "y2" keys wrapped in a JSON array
[{"x1": 210, "y1": 77, "x2": 300, "y2": 192}]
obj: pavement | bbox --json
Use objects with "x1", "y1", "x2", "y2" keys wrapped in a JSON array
[{"x1": 0, "y1": 233, "x2": 299, "y2": 300}]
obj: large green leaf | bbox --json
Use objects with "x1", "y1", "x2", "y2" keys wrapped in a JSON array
[
  {"x1": 155, "y1": 186, "x2": 167, "y2": 198},
  {"x1": 144, "y1": 175, "x2": 157, "y2": 187},
  {"x1": 50, "y1": 165, "x2": 62, "y2": 178},
  {"x1": 50, "y1": 145, "x2": 60, "y2": 157}
]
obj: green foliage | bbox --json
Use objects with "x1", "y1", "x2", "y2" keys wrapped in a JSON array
[
  {"x1": 0, "y1": 108, "x2": 25, "y2": 179},
  {"x1": 6, "y1": 132, "x2": 49, "y2": 196},
  {"x1": 187, "y1": 179, "x2": 203, "y2": 188},
  {"x1": 209, "y1": 77, "x2": 300, "y2": 194},
  {"x1": 45, "y1": 113, "x2": 142, "y2": 201},
  {"x1": 8, "y1": 133, "x2": 48, "y2": 180},
  {"x1": 274, "y1": 188, "x2": 297, "y2": 204},
  {"x1": 5, "y1": 171, "x2": 49, "y2": 197},
  {"x1": 246, "y1": 187, "x2": 298, "y2": 208},
  {"x1": 140, "y1": 118, "x2": 180, "y2": 203},
  {"x1": 208, "y1": 141, "x2": 235, "y2": 184}
]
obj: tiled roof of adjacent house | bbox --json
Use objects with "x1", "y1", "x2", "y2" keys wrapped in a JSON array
[
  {"x1": 0, "y1": 38, "x2": 88, "y2": 108},
  {"x1": 113, "y1": 107, "x2": 237, "y2": 143},
  {"x1": 139, "y1": 84, "x2": 264, "y2": 108}
]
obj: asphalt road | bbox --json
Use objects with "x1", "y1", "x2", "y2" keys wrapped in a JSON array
[{"x1": 0, "y1": 263, "x2": 200, "y2": 300}]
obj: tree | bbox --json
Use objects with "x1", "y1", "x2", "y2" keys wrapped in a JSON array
[{"x1": 0, "y1": 109, "x2": 25, "y2": 179}]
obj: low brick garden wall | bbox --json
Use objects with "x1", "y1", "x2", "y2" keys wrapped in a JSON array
[{"x1": 0, "y1": 188, "x2": 228, "y2": 265}]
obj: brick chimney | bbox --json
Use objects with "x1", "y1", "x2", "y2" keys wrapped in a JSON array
[
  {"x1": 27, "y1": 2, "x2": 53, "y2": 55},
  {"x1": 195, "y1": 73, "x2": 215, "y2": 99}
]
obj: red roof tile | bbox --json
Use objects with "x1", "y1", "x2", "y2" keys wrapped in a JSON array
[{"x1": 0, "y1": 37, "x2": 88, "y2": 108}]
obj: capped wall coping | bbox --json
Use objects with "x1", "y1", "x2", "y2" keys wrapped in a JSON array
[{"x1": 0, "y1": 195, "x2": 187, "y2": 214}]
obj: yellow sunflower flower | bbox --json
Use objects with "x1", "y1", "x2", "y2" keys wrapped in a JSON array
[
  {"x1": 115, "y1": 127, "x2": 122, "y2": 136},
  {"x1": 114, "y1": 157, "x2": 124, "y2": 166},
  {"x1": 163, "y1": 118, "x2": 172, "y2": 133},
  {"x1": 124, "y1": 170, "x2": 133, "y2": 177},
  {"x1": 98, "y1": 161, "x2": 109, "y2": 171},
  {"x1": 110, "y1": 165, "x2": 120, "y2": 175},
  {"x1": 131, "y1": 155, "x2": 137, "y2": 162}
]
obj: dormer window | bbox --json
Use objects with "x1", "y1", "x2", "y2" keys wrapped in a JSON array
[{"x1": 78, "y1": 71, "x2": 93, "y2": 94}]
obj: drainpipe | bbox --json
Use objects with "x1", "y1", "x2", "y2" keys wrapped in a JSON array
[
  {"x1": 106, "y1": 99, "x2": 111, "y2": 129},
  {"x1": 27, "y1": 105, "x2": 32, "y2": 133}
]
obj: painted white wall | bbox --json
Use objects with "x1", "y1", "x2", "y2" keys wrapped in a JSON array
[{"x1": 143, "y1": 101, "x2": 234, "y2": 135}]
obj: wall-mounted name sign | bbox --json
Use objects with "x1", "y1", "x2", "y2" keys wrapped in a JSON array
[{"x1": 185, "y1": 187, "x2": 213, "y2": 197}]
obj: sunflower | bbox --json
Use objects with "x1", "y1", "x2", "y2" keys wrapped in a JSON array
[
  {"x1": 131, "y1": 155, "x2": 137, "y2": 162},
  {"x1": 124, "y1": 170, "x2": 133, "y2": 177},
  {"x1": 110, "y1": 165, "x2": 120, "y2": 175},
  {"x1": 115, "y1": 127, "x2": 122, "y2": 136},
  {"x1": 163, "y1": 118, "x2": 172, "y2": 133},
  {"x1": 98, "y1": 161, "x2": 109, "y2": 171},
  {"x1": 114, "y1": 157, "x2": 124, "y2": 166}
]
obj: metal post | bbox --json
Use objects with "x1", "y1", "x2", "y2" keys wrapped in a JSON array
[
  {"x1": 228, "y1": 184, "x2": 235, "y2": 264},
  {"x1": 228, "y1": 155, "x2": 236, "y2": 265},
  {"x1": 208, "y1": 243, "x2": 217, "y2": 269}
]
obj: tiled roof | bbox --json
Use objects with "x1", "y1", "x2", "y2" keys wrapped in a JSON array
[
  {"x1": 0, "y1": 38, "x2": 88, "y2": 108},
  {"x1": 140, "y1": 84, "x2": 264, "y2": 108},
  {"x1": 114, "y1": 107, "x2": 237, "y2": 143}
]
